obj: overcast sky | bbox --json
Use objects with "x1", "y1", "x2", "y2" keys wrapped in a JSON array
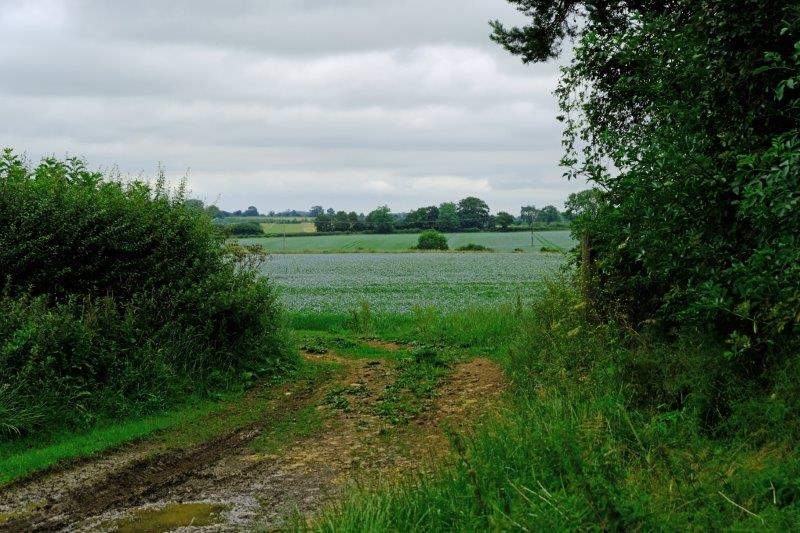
[{"x1": 0, "y1": 0, "x2": 584, "y2": 214}]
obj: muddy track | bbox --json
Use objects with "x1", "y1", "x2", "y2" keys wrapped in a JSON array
[
  {"x1": 1, "y1": 352, "x2": 506, "y2": 532},
  {"x1": 2, "y1": 380, "x2": 321, "y2": 532}
]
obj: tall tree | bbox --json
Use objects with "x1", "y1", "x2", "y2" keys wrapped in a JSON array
[
  {"x1": 564, "y1": 189, "x2": 601, "y2": 222},
  {"x1": 457, "y1": 197, "x2": 490, "y2": 229},
  {"x1": 314, "y1": 213, "x2": 332, "y2": 232},
  {"x1": 437, "y1": 202, "x2": 460, "y2": 232},
  {"x1": 367, "y1": 205, "x2": 395, "y2": 234},
  {"x1": 520, "y1": 205, "x2": 538, "y2": 226},
  {"x1": 536, "y1": 205, "x2": 560, "y2": 223},
  {"x1": 497, "y1": 211, "x2": 515, "y2": 229},
  {"x1": 332, "y1": 211, "x2": 350, "y2": 232},
  {"x1": 492, "y1": 0, "x2": 800, "y2": 349}
]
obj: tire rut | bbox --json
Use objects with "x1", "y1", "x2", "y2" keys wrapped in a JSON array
[{"x1": 1, "y1": 352, "x2": 506, "y2": 532}]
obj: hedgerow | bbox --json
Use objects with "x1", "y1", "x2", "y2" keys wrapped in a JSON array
[
  {"x1": 493, "y1": 1, "x2": 800, "y2": 356},
  {"x1": 0, "y1": 150, "x2": 295, "y2": 438}
]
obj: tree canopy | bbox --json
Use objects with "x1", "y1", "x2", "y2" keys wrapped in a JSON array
[
  {"x1": 494, "y1": 0, "x2": 800, "y2": 352},
  {"x1": 366, "y1": 205, "x2": 395, "y2": 234},
  {"x1": 457, "y1": 196, "x2": 491, "y2": 229}
]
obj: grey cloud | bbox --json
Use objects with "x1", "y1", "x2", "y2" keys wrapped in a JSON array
[{"x1": 0, "y1": 0, "x2": 582, "y2": 213}]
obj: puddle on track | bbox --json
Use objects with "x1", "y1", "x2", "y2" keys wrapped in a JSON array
[{"x1": 105, "y1": 503, "x2": 228, "y2": 532}]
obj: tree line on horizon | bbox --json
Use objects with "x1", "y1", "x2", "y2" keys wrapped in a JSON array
[
  {"x1": 185, "y1": 195, "x2": 578, "y2": 235},
  {"x1": 311, "y1": 197, "x2": 568, "y2": 234}
]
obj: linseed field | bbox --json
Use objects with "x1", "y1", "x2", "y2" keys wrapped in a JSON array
[{"x1": 261, "y1": 249, "x2": 571, "y2": 313}]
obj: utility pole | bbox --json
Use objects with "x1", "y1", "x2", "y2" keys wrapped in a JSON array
[{"x1": 531, "y1": 223, "x2": 535, "y2": 249}]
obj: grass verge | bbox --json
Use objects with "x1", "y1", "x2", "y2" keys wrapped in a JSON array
[
  {"x1": 0, "y1": 359, "x2": 337, "y2": 487},
  {"x1": 310, "y1": 284, "x2": 800, "y2": 531}
]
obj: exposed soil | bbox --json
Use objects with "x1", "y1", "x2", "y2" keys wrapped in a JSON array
[{"x1": 0, "y1": 349, "x2": 505, "y2": 532}]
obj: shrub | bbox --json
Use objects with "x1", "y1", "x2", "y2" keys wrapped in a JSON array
[
  {"x1": 0, "y1": 150, "x2": 295, "y2": 438},
  {"x1": 417, "y1": 230, "x2": 448, "y2": 250},
  {"x1": 226, "y1": 221, "x2": 264, "y2": 236},
  {"x1": 456, "y1": 243, "x2": 491, "y2": 252}
]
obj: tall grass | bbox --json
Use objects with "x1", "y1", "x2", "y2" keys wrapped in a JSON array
[
  {"x1": 312, "y1": 284, "x2": 800, "y2": 530},
  {"x1": 289, "y1": 302, "x2": 522, "y2": 357}
]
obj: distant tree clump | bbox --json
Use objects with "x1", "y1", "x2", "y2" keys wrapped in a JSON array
[
  {"x1": 314, "y1": 212, "x2": 333, "y2": 232},
  {"x1": 457, "y1": 197, "x2": 491, "y2": 229},
  {"x1": 204, "y1": 204, "x2": 222, "y2": 219},
  {"x1": 227, "y1": 221, "x2": 263, "y2": 236},
  {"x1": 436, "y1": 202, "x2": 460, "y2": 231},
  {"x1": 536, "y1": 205, "x2": 560, "y2": 223},
  {"x1": 332, "y1": 211, "x2": 350, "y2": 232},
  {"x1": 367, "y1": 205, "x2": 395, "y2": 233},
  {"x1": 520, "y1": 205, "x2": 538, "y2": 226},
  {"x1": 496, "y1": 211, "x2": 515, "y2": 229},
  {"x1": 416, "y1": 230, "x2": 449, "y2": 250},
  {"x1": 405, "y1": 205, "x2": 440, "y2": 229}
]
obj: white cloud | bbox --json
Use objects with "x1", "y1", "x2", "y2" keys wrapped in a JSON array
[
  {"x1": 410, "y1": 176, "x2": 491, "y2": 194},
  {"x1": 0, "y1": 0, "x2": 584, "y2": 213}
]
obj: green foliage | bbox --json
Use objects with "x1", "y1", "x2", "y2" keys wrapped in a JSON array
[
  {"x1": 533, "y1": 204, "x2": 558, "y2": 223},
  {"x1": 563, "y1": 188, "x2": 601, "y2": 222},
  {"x1": 226, "y1": 221, "x2": 264, "y2": 236},
  {"x1": 456, "y1": 196, "x2": 491, "y2": 229},
  {"x1": 494, "y1": 2, "x2": 800, "y2": 354},
  {"x1": 366, "y1": 205, "x2": 395, "y2": 234},
  {"x1": 0, "y1": 151, "x2": 295, "y2": 439},
  {"x1": 495, "y1": 211, "x2": 515, "y2": 229},
  {"x1": 519, "y1": 204, "x2": 538, "y2": 225},
  {"x1": 436, "y1": 202, "x2": 460, "y2": 231},
  {"x1": 456, "y1": 243, "x2": 491, "y2": 252},
  {"x1": 314, "y1": 212, "x2": 333, "y2": 232},
  {"x1": 416, "y1": 230, "x2": 449, "y2": 250},
  {"x1": 316, "y1": 287, "x2": 800, "y2": 531},
  {"x1": 404, "y1": 205, "x2": 439, "y2": 230}
]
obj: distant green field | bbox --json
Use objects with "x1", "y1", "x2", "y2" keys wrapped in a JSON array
[
  {"x1": 238, "y1": 230, "x2": 575, "y2": 253},
  {"x1": 219, "y1": 215, "x2": 312, "y2": 224},
  {"x1": 260, "y1": 221, "x2": 316, "y2": 234}
]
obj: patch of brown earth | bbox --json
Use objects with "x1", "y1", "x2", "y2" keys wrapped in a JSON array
[
  {"x1": 435, "y1": 357, "x2": 507, "y2": 422},
  {"x1": 363, "y1": 340, "x2": 404, "y2": 352},
  {"x1": 0, "y1": 354, "x2": 506, "y2": 532}
]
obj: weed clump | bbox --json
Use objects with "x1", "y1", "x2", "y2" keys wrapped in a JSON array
[{"x1": 457, "y1": 243, "x2": 492, "y2": 252}]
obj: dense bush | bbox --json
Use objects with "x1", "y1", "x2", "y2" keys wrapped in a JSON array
[
  {"x1": 225, "y1": 221, "x2": 264, "y2": 236},
  {"x1": 493, "y1": 2, "x2": 800, "y2": 355},
  {"x1": 416, "y1": 230, "x2": 448, "y2": 250},
  {"x1": 456, "y1": 243, "x2": 491, "y2": 252},
  {"x1": 0, "y1": 150, "x2": 295, "y2": 438}
]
